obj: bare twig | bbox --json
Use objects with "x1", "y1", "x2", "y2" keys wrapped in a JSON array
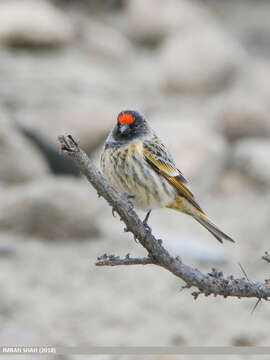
[
  {"x1": 96, "y1": 254, "x2": 157, "y2": 266},
  {"x1": 58, "y1": 135, "x2": 270, "y2": 301}
]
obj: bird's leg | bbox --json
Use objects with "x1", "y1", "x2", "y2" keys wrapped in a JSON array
[
  {"x1": 122, "y1": 192, "x2": 135, "y2": 204},
  {"x1": 143, "y1": 210, "x2": 152, "y2": 234}
]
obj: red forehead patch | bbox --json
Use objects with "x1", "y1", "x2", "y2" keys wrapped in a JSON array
[{"x1": 118, "y1": 113, "x2": 135, "y2": 125}]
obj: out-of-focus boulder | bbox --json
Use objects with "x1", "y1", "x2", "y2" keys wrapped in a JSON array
[
  {"x1": 156, "y1": 229, "x2": 229, "y2": 265},
  {"x1": 0, "y1": 178, "x2": 100, "y2": 240},
  {"x1": 232, "y1": 139, "x2": 270, "y2": 187},
  {"x1": 153, "y1": 118, "x2": 228, "y2": 191},
  {"x1": 0, "y1": 0, "x2": 74, "y2": 48},
  {"x1": 16, "y1": 101, "x2": 117, "y2": 155},
  {"x1": 124, "y1": 0, "x2": 207, "y2": 43},
  {"x1": 216, "y1": 171, "x2": 252, "y2": 196},
  {"x1": 219, "y1": 94, "x2": 270, "y2": 142},
  {"x1": 159, "y1": 26, "x2": 244, "y2": 93},
  {"x1": 18, "y1": 125, "x2": 80, "y2": 176},
  {"x1": 0, "y1": 120, "x2": 49, "y2": 185},
  {"x1": 248, "y1": 60, "x2": 270, "y2": 103},
  {"x1": 83, "y1": 20, "x2": 133, "y2": 62}
]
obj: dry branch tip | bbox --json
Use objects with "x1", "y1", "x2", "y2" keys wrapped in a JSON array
[{"x1": 58, "y1": 135, "x2": 270, "y2": 302}]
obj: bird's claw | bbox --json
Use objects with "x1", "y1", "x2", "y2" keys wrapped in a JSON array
[
  {"x1": 143, "y1": 210, "x2": 152, "y2": 235},
  {"x1": 122, "y1": 192, "x2": 135, "y2": 201}
]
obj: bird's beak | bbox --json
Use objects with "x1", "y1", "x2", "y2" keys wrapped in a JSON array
[{"x1": 119, "y1": 123, "x2": 129, "y2": 134}]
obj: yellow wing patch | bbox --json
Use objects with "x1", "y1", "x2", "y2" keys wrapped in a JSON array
[
  {"x1": 167, "y1": 176, "x2": 194, "y2": 200},
  {"x1": 144, "y1": 148, "x2": 204, "y2": 213},
  {"x1": 144, "y1": 152, "x2": 179, "y2": 177}
]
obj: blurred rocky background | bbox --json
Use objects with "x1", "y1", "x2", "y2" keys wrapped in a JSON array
[{"x1": 0, "y1": 0, "x2": 270, "y2": 355}]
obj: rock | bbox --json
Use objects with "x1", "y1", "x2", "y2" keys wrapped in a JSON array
[
  {"x1": 215, "y1": 0, "x2": 270, "y2": 58},
  {"x1": 0, "y1": 120, "x2": 50, "y2": 185},
  {"x1": 18, "y1": 126, "x2": 81, "y2": 176},
  {"x1": 124, "y1": 0, "x2": 208, "y2": 43},
  {"x1": 16, "y1": 100, "x2": 118, "y2": 155},
  {"x1": 153, "y1": 118, "x2": 228, "y2": 191},
  {"x1": 83, "y1": 20, "x2": 133, "y2": 62},
  {"x1": 158, "y1": 229, "x2": 229, "y2": 265},
  {"x1": 242, "y1": 60, "x2": 270, "y2": 106},
  {"x1": 219, "y1": 94, "x2": 270, "y2": 142},
  {"x1": 0, "y1": 0, "x2": 74, "y2": 48},
  {"x1": 0, "y1": 178, "x2": 100, "y2": 240},
  {"x1": 0, "y1": 232, "x2": 19, "y2": 259},
  {"x1": 216, "y1": 171, "x2": 252, "y2": 196},
  {"x1": 159, "y1": 26, "x2": 244, "y2": 93},
  {"x1": 233, "y1": 139, "x2": 270, "y2": 187},
  {"x1": 0, "y1": 47, "x2": 123, "y2": 117}
]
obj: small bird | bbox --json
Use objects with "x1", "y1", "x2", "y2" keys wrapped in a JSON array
[{"x1": 101, "y1": 110, "x2": 234, "y2": 243}]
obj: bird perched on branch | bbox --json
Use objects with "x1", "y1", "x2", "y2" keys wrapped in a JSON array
[{"x1": 101, "y1": 110, "x2": 234, "y2": 243}]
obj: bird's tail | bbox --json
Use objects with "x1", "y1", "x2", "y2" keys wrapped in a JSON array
[{"x1": 194, "y1": 212, "x2": 234, "y2": 243}]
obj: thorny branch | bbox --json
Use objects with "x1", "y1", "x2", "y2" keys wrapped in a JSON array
[
  {"x1": 96, "y1": 253, "x2": 157, "y2": 266},
  {"x1": 58, "y1": 135, "x2": 270, "y2": 301},
  {"x1": 262, "y1": 252, "x2": 270, "y2": 264}
]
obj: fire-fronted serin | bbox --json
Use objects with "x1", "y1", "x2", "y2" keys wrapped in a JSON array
[{"x1": 101, "y1": 110, "x2": 234, "y2": 244}]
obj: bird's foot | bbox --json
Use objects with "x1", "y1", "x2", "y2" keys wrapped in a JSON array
[
  {"x1": 122, "y1": 193, "x2": 135, "y2": 209},
  {"x1": 122, "y1": 192, "x2": 135, "y2": 201}
]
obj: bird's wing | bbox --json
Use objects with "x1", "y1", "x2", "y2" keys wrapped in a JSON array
[{"x1": 143, "y1": 138, "x2": 204, "y2": 213}]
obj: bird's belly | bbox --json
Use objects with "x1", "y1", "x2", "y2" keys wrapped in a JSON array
[
  {"x1": 111, "y1": 174, "x2": 175, "y2": 211},
  {"x1": 128, "y1": 178, "x2": 175, "y2": 211},
  {"x1": 101, "y1": 146, "x2": 176, "y2": 211}
]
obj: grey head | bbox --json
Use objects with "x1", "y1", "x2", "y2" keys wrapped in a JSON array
[{"x1": 106, "y1": 110, "x2": 152, "y2": 145}]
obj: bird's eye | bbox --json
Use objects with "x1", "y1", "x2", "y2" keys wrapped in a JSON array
[{"x1": 131, "y1": 121, "x2": 138, "y2": 128}]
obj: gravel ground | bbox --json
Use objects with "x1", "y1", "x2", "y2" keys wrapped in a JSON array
[{"x1": 0, "y1": 0, "x2": 269, "y2": 353}]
